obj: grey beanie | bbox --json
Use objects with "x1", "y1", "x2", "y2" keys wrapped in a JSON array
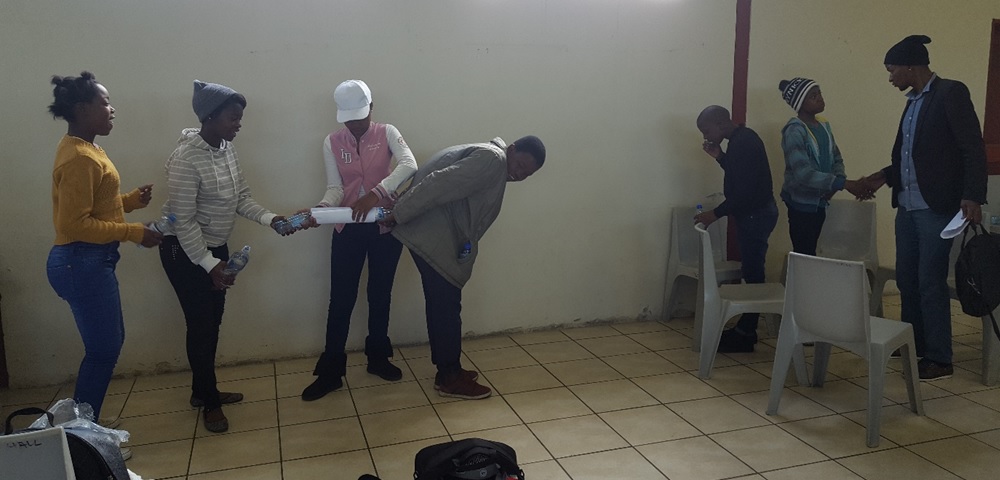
[{"x1": 192, "y1": 80, "x2": 238, "y2": 122}]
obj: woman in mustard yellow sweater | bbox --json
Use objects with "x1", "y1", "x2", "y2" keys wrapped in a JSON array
[{"x1": 46, "y1": 72, "x2": 162, "y2": 421}]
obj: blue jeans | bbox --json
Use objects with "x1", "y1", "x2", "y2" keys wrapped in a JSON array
[
  {"x1": 895, "y1": 207, "x2": 954, "y2": 364},
  {"x1": 46, "y1": 242, "x2": 123, "y2": 419},
  {"x1": 733, "y1": 200, "x2": 779, "y2": 334}
]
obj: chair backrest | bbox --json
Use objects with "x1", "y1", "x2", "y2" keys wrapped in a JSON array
[
  {"x1": 0, "y1": 426, "x2": 77, "y2": 480},
  {"x1": 784, "y1": 252, "x2": 870, "y2": 347},
  {"x1": 816, "y1": 200, "x2": 878, "y2": 270},
  {"x1": 674, "y1": 207, "x2": 728, "y2": 266},
  {"x1": 695, "y1": 223, "x2": 722, "y2": 310}
]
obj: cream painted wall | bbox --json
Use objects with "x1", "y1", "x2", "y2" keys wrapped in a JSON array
[
  {"x1": 2, "y1": 1, "x2": 997, "y2": 388},
  {"x1": 0, "y1": 0, "x2": 738, "y2": 387}
]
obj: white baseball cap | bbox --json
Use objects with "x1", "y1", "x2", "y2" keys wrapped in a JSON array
[{"x1": 334, "y1": 80, "x2": 372, "y2": 123}]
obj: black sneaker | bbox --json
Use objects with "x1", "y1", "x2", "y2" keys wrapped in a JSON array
[
  {"x1": 367, "y1": 358, "x2": 403, "y2": 381},
  {"x1": 918, "y1": 359, "x2": 953, "y2": 381},
  {"x1": 301, "y1": 375, "x2": 344, "y2": 401},
  {"x1": 717, "y1": 328, "x2": 755, "y2": 353}
]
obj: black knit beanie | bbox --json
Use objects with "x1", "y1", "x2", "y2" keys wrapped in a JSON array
[{"x1": 884, "y1": 35, "x2": 931, "y2": 66}]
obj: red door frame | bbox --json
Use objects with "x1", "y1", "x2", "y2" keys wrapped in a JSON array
[{"x1": 727, "y1": 0, "x2": 753, "y2": 260}]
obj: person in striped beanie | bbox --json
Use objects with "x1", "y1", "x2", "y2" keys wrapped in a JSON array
[{"x1": 778, "y1": 77, "x2": 866, "y2": 256}]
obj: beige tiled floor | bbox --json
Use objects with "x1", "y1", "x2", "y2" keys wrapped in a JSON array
[{"x1": 3, "y1": 296, "x2": 1000, "y2": 479}]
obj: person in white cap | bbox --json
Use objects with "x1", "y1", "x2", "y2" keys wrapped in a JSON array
[{"x1": 300, "y1": 80, "x2": 417, "y2": 401}]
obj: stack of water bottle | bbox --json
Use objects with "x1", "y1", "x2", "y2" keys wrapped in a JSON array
[{"x1": 272, "y1": 212, "x2": 313, "y2": 235}]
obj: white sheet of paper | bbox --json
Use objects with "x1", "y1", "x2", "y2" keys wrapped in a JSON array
[{"x1": 940, "y1": 210, "x2": 969, "y2": 239}]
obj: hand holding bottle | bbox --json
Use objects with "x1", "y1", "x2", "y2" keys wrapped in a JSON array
[
  {"x1": 209, "y1": 261, "x2": 233, "y2": 290},
  {"x1": 352, "y1": 192, "x2": 381, "y2": 222},
  {"x1": 139, "y1": 226, "x2": 163, "y2": 248}
]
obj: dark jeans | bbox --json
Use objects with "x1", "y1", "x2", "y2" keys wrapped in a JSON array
[
  {"x1": 46, "y1": 242, "x2": 123, "y2": 419},
  {"x1": 159, "y1": 236, "x2": 228, "y2": 410},
  {"x1": 786, "y1": 207, "x2": 827, "y2": 256},
  {"x1": 324, "y1": 223, "x2": 404, "y2": 359},
  {"x1": 895, "y1": 207, "x2": 954, "y2": 364},
  {"x1": 410, "y1": 250, "x2": 463, "y2": 377},
  {"x1": 733, "y1": 200, "x2": 779, "y2": 334}
]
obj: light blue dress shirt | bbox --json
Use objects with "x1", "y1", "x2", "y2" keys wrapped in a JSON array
[{"x1": 897, "y1": 74, "x2": 937, "y2": 211}]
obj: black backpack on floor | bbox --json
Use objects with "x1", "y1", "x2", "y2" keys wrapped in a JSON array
[
  {"x1": 414, "y1": 438, "x2": 524, "y2": 480},
  {"x1": 3, "y1": 407, "x2": 129, "y2": 480},
  {"x1": 955, "y1": 224, "x2": 1000, "y2": 340}
]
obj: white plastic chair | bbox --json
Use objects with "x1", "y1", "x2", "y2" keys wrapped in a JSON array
[
  {"x1": 0, "y1": 426, "x2": 77, "y2": 479},
  {"x1": 816, "y1": 199, "x2": 879, "y2": 300},
  {"x1": 695, "y1": 223, "x2": 784, "y2": 379},
  {"x1": 663, "y1": 206, "x2": 742, "y2": 323},
  {"x1": 767, "y1": 253, "x2": 923, "y2": 448}
]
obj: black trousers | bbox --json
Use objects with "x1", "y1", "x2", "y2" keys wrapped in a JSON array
[
  {"x1": 787, "y1": 207, "x2": 827, "y2": 256},
  {"x1": 411, "y1": 250, "x2": 463, "y2": 377},
  {"x1": 159, "y1": 236, "x2": 227, "y2": 410},
  {"x1": 324, "y1": 223, "x2": 404, "y2": 359}
]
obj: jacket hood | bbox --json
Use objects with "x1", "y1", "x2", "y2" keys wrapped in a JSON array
[{"x1": 176, "y1": 127, "x2": 231, "y2": 152}]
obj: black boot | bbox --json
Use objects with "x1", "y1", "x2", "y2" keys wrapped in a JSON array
[
  {"x1": 301, "y1": 352, "x2": 346, "y2": 401},
  {"x1": 365, "y1": 336, "x2": 402, "y2": 381}
]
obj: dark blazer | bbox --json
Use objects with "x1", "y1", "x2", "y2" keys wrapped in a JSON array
[{"x1": 882, "y1": 77, "x2": 987, "y2": 214}]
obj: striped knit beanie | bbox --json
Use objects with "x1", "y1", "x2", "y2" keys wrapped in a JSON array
[{"x1": 779, "y1": 77, "x2": 817, "y2": 112}]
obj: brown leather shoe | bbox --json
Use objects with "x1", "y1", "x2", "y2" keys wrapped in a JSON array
[
  {"x1": 437, "y1": 373, "x2": 491, "y2": 400},
  {"x1": 433, "y1": 369, "x2": 479, "y2": 391},
  {"x1": 203, "y1": 407, "x2": 229, "y2": 433}
]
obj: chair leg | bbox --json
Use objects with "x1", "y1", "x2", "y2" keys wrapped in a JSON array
[
  {"x1": 698, "y1": 309, "x2": 726, "y2": 380},
  {"x1": 866, "y1": 345, "x2": 888, "y2": 448},
  {"x1": 870, "y1": 274, "x2": 888, "y2": 317},
  {"x1": 812, "y1": 342, "x2": 832, "y2": 387},
  {"x1": 663, "y1": 272, "x2": 679, "y2": 321},
  {"x1": 981, "y1": 314, "x2": 1000, "y2": 386},
  {"x1": 900, "y1": 340, "x2": 924, "y2": 415},
  {"x1": 767, "y1": 328, "x2": 797, "y2": 415},
  {"x1": 692, "y1": 280, "x2": 706, "y2": 353}
]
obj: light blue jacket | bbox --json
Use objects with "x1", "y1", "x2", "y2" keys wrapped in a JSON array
[{"x1": 779, "y1": 116, "x2": 846, "y2": 212}]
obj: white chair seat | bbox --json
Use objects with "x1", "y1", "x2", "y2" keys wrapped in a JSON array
[
  {"x1": 694, "y1": 223, "x2": 784, "y2": 379},
  {"x1": 768, "y1": 253, "x2": 923, "y2": 448},
  {"x1": 664, "y1": 206, "x2": 742, "y2": 322}
]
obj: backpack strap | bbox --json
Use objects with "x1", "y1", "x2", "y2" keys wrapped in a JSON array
[{"x1": 4, "y1": 407, "x2": 53, "y2": 434}]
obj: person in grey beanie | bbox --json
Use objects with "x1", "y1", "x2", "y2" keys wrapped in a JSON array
[{"x1": 158, "y1": 80, "x2": 294, "y2": 433}]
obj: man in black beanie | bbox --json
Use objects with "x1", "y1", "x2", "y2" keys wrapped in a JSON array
[{"x1": 861, "y1": 35, "x2": 988, "y2": 381}]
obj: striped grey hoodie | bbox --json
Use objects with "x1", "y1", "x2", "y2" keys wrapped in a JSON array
[{"x1": 162, "y1": 128, "x2": 276, "y2": 272}]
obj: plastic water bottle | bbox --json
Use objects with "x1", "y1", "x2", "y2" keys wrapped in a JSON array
[
  {"x1": 457, "y1": 241, "x2": 472, "y2": 263},
  {"x1": 223, "y1": 245, "x2": 251, "y2": 277},
  {"x1": 273, "y1": 212, "x2": 311, "y2": 235},
  {"x1": 151, "y1": 213, "x2": 176, "y2": 233},
  {"x1": 139, "y1": 213, "x2": 176, "y2": 248},
  {"x1": 696, "y1": 204, "x2": 704, "y2": 214}
]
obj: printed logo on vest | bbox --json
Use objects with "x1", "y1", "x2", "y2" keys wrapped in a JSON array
[{"x1": 341, "y1": 149, "x2": 352, "y2": 164}]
